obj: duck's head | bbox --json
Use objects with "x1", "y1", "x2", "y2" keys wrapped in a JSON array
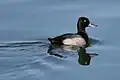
[{"x1": 77, "y1": 17, "x2": 97, "y2": 32}]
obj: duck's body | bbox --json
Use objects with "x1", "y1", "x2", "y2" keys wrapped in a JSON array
[
  {"x1": 48, "y1": 32, "x2": 89, "y2": 47},
  {"x1": 48, "y1": 17, "x2": 97, "y2": 47}
]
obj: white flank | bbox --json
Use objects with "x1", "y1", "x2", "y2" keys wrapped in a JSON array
[{"x1": 63, "y1": 38, "x2": 86, "y2": 47}]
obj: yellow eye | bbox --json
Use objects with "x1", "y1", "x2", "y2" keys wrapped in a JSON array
[{"x1": 84, "y1": 20, "x2": 87, "y2": 22}]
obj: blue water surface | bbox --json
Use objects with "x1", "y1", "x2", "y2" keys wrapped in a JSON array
[{"x1": 0, "y1": 0, "x2": 120, "y2": 80}]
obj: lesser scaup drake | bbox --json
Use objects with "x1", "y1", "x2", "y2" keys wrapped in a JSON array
[{"x1": 48, "y1": 17, "x2": 97, "y2": 47}]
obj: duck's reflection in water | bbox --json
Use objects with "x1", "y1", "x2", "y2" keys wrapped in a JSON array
[
  {"x1": 47, "y1": 44, "x2": 98, "y2": 66},
  {"x1": 78, "y1": 47, "x2": 98, "y2": 66},
  {"x1": 47, "y1": 44, "x2": 68, "y2": 58}
]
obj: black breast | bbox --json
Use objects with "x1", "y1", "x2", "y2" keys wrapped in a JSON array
[{"x1": 77, "y1": 32, "x2": 89, "y2": 47}]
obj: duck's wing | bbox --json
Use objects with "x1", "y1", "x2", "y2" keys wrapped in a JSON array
[{"x1": 48, "y1": 33, "x2": 79, "y2": 44}]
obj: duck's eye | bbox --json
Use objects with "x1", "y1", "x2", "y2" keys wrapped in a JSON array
[{"x1": 84, "y1": 20, "x2": 87, "y2": 23}]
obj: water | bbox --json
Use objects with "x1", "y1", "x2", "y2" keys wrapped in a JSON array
[{"x1": 0, "y1": 0, "x2": 120, "y2": 80}]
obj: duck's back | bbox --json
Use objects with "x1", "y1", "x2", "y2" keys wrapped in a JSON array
[{"x1": 48, "y1": 33, "x2": 77, "y2": 45}]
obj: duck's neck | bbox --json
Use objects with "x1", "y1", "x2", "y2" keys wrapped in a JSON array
[{"x1": 77, "y1": 24, "x2": 86, "y2": 33}]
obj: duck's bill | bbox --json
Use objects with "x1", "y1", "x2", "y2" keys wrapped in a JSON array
[{"x1": 88, "y1": 23, "x2": 98, "y2": 27}]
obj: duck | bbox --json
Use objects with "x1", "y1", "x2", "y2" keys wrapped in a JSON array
[{"x1": 48, "y1": 17, "x2": 97, "y2": 48}]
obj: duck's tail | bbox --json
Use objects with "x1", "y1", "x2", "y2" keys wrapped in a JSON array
[
  {"x1": 48, "y1": 38, "x2": 61, "y2": 44},
  {"x1": 48, "y1": 38, "x2": 53, "y2": 43}
]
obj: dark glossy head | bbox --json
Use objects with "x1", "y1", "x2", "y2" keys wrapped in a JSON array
[
  {"x1": 77, "y1": 17, "x2": 97, "y2": 32},
  {"x1": 77, "y1": 17, "x2": 90, "y2": 27}
]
